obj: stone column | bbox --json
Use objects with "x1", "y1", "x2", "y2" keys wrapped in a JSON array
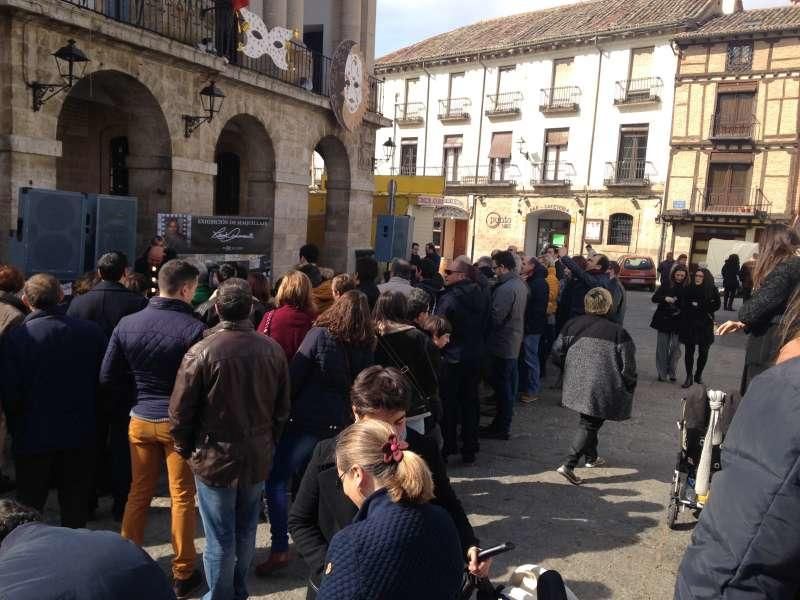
[
  {"x1": 272, "y1": 173, "x2": 310, "y2": 277},
  {"x1": 360, "y1": 0, "x2": 376, "y2": 69},
  {"x1": 339, "y1": 0, "x2": 362, "y2": 47},
  {"x1": 287, "y1": 0, "x2": 304, "y2": 39},
  {"x1": 264, "y1": 0, "x2": 288, "y2": 29}
]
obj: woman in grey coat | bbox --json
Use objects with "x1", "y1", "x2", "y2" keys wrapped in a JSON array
[{"x1": 551, "y1": 287, "x2": 637, "y2": 485}]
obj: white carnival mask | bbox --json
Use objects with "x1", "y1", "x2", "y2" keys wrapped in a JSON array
[
  {"x1": 343, "y1": 52, "x2": 364, "y2": 114},
  {"x1": 238, "y1": 7, "x2": 293, "y2": 70}
]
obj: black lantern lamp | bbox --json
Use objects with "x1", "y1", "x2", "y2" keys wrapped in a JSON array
[
  {"x1": 382, "y1": 137, "x2": 396, "y2": 162},
  {"x1": 29, "y1": 39, "x2": 90, "y2": 112},
  {"x1": 183, "y1": 81, "x2": 226, "y2": 138}
]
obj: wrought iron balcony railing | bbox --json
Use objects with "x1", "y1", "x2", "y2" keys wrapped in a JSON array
[
  {"x1": 58, "y1": 0, "x2": 383, "y2": 114},
  {"x1": 446, "y1": 164, "x2": 520, "y2": 186},
  {"x1": 710, "y1": 114, "x2": 759, "y2": 141},
  {"x1": 604, "y1": 159, "x2": 652, "y2": 186},
  {"x1": 395, "y1": 102, "x2": 426, "y2": 125},
  {"x1": 693, "y1": 187, "x2": 770, "y2": 216},
  {"x1": 614, "y1": 77, "x2": 663, "y2": 106},
  {"x1": 540, "y1": 86, "x2": 581, "y2": 113},
  {"x1": 531, "y1": 161, "x2": 574, "y2": 186},
  {"x1": 485, "y1": 92, "x2": 523, "y2": 117},
  {"x1": 438, "y1": 97, "x2": 471, "y2": 121}
]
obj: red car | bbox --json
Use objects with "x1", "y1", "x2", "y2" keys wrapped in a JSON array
[{"x1": 617, "y1": 255, "x2": 657, "y2": 291}]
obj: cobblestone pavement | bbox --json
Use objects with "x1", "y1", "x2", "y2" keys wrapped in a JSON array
[{"x1": 30, "y1": 290, "x2": 748, "y2": 599}]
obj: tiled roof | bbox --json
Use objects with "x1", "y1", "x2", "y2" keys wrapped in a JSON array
[
  {"x1": 677, "y1": 6, "x2": 800, "y2": 40},
  {"x1": 376, "y1": 0, "x2": 715, "y2": 68}
]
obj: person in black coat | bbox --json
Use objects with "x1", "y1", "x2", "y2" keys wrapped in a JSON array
[
  {"x1": 415, "y1": 258, "x2": 443, "y2": 304},
  {"x1": 519, "y1": 257, "x2": 549, "y2": 403},
  {"x1": 289, "y1": 366, "x2": 485, "y2": 599},
  {"x1": 651, "y1": 264, "x2": 689, "y2": 382},
  {"x1": 679, "y1": 268, "x2": 721, "y2": 388},
  {"x1": 674, "y1": 322, "x2": 800, "y2": 599},
  {"x1": 658, "y1": 252, "x2": 675, "y2": 288},
  {"x1": 355, "y1": 256, "x2": 380, "y2": 310},
  {"x1": 0, "y1": 499, "x2": 175, "y2": 600},
  {"x1": 316, "y1": 417, "x2": 465, "y2": 600},
  {"x1": 0, "y1": 275, "x2": 106, "y2": 528},
  {"x1": 721, "y1": 253, "x2": 740, "y2": 311}
]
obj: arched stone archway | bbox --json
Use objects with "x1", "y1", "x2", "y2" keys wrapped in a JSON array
[
  {"x1": 214, "y1": 114, "x2": 276, "y2": 218},
  {"x1": 524, "y1": 208, "x2": 573, "y2": 256},
  {"x1": 56, "y1": 70, "x2": 172, "y2": 251},
  {"x1": 313, "y1": 135, "x2": 352, "y2": 271}
]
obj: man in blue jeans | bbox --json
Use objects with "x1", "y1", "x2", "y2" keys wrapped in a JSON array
[
  {"x1": 519, "y1": 256, "x2": 549, "y2": 404},
  {"x1": 170, "y1": 279, "x2": 290, "y2": 600},
  {"x1": 480, "y1": 251, "x2": 528, "y2": 440}
]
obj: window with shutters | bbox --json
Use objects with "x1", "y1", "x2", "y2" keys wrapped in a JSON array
[
  {"x1": 540, "y1": 129, "x2": 569, "y2": 183},
  {"x1": 610, "y1": 125, "x2": 649, "y2": 184},
  {"x1": 621, "y1": 47, "x2": 659, "y2": 102},
  {"x1": 552, "y1": 58, "x2": 573, "y2": 88},
  {"x1": 488, "y1": 132, "x2": 513, "y2": 183},
  {"x1": 712, "y1": 92, "x2": 756, "y2": 139},
  {"x1": 706, "y1": 163, "x2": 752, "y2": 208},
  {"x1": 442, "y1": 135, "x2": 462, "y2": 183},
  {"x1": 726, "y1": 43, "x2": 753, "y2": 73},
  {"x1": 608, "y1": 213, "x2": 633, "y2": 245},
  {"x1": 400, "y1": 139, "x2": 418, "y2": 176}
]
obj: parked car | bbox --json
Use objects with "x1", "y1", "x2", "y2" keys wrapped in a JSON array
[{"x1": 617, "y1": 255, "x2": 657, "y2": 291}]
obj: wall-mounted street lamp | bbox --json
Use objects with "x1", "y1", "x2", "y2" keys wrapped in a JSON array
[
  {"x1": 372, "y1": 137, "x2": 396, "y2": 171},
  {"x1": 28, "y1": 39, "x2": 90, "y2": 112},
  {"x1": 183, "y1": 81, "x2": 226, "y2": 138}
]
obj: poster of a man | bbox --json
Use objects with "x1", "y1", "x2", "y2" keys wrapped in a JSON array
[{"x1": 158, "y1": 215, "x2": 191, "y2": 254}]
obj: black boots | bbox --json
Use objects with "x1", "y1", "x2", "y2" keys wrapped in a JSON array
[
  {"x1": 694, "y1": 372, "x2": 704, "y2": 385},
  {"x1": 682, "y1": 373, "x2": 694, "y2": 388}
]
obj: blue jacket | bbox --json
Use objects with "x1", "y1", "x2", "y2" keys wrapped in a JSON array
[
  {"x1": 288, "y1": 327, "x2": 374, "y2": 437},
  {"x1": 66, "y1": 280, "x2": 147, "y2": 338},
  {"x1": 0, "y1": 308, "x2": 106, "y2": 456},
  {"x1": 0, "y1": 523, "x2": 175, "y2": 600},
  {"x1": 434, "y1": 280, "x2": 489, "y2": 363},
  {"x1": 318, "y1": 488, "x2": 463, "y2": 600},
  {"x1": 100, "y1": 297, "x2": 205, "y2": 421},
  {"x1": 674, "y1": 357, "x2": 800, "y2": 599}
]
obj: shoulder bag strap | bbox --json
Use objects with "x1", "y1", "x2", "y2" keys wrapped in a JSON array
[{"x1": 376, "y1": 334, "x2": 429, "y2": 401}]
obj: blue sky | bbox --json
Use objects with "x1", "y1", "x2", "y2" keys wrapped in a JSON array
[{"x1": 376, "y1": 0, "x2": 792, "y2": 58}]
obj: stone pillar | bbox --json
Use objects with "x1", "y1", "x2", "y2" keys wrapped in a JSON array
[
  {"x1": 324, "y1": 179, "x2": 372, "y2": 274},
  {"x1": 339, "y1": 0, "x2": 362, "y2": 47},
  {"x1": 360, "y1": 0, "x2": 376, "y2": 70},
  {"x1": 272, "y1": 173, "x2": 310, "y2": 277},
  {"x1": 264, "y1": 0, "x2": 288, "y2": 29},
  {"x1": 287, "y1": 0, "x2": 304, "y2": 39}
]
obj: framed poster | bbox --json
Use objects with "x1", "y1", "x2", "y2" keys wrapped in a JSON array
[{"x1": 585, "y1": 219, "x2": 603, "y2": 243}]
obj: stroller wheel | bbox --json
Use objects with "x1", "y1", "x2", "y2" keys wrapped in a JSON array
[{"x1": 666, "y1": 499, "x2": 679, "y2": 530}]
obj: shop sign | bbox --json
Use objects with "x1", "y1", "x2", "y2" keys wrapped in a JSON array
[
  {"x1": 539, "y1": 203, "x2": 572, "y2": 215},
  {"x1": 417, "y1": 195, "x2": 445, "y2": 207},
  {"x1": 486, "y1": 212, "x2": 513, "y2": 229},
  {"x1": 157, "y1": 213, "x2": 272, "y2": 254}
]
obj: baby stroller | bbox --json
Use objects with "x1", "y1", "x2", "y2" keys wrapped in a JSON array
[{"x1": 666, "y1": 385, "x2": 741, "y2": 529}]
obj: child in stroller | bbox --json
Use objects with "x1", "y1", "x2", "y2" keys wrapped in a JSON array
[{"x1": 666, "y1": 384, "x2": 741, "y2": 529}]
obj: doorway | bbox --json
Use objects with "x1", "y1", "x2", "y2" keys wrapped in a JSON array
[{"x1": 215, "y1": 153, "x2": 240, "y2": 215}]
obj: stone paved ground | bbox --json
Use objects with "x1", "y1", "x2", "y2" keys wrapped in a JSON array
[{"x1": 27, "y1": 290, "x2": 748, "y2": 599}]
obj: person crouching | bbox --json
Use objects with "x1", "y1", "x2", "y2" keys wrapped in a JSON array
[{"x1": 552, "y1": 287, "x2": 637, "y2": 485}]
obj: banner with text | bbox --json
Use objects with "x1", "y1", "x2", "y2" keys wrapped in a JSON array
[{"x1": 157, "y1": 214, "x2": 272, "y2": 255}]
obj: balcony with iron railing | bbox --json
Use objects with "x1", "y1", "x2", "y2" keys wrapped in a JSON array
[
  {"x1": 604, "y1": 159, "x2": 652, "y2": 186},
  {"x1": 485, "y1": 92, "x2": 523, "y2": 118},
  {"x1": 692, "y1": 187, "x2": 770, "y2": 217},
  {"x1": 438, "y1": 97, "x2": 471, "y2": 122},
  {"x1": 540, "y1": 86, "x2": 581, "y2": 114},
  {"x1": 446, "y1": 164, "x2": 520, "y2": 187},
  {"x1": 531, "y1": 161, "x2": 574, "y2": 186},
  {"x1": 614, "y1": 77, "x2": 663, "y2": 106},
  {"x1": 57, "y1": 0, "x2": 383, "y2": 114},
  {"x1": 395, "y1": 102, "x2": 426, "y2": 125},
  {"x1": 709, "y1": 114, "x2": 759, "y2": 141}
]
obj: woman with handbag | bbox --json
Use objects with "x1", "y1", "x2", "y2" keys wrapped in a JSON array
[
  {"x1": 651, "y1": 264, "x2": 689, "y2": 382},
  {"x1": 680, "y1": 268, "x2": 721, "y2": 388},
  {"x1": 258, "y1": 270, "x2": 316, "y2": 360},
  {"x1": 373, "y1": 291, "x2": 442, "y2": 442},
  {"x1": 257, "y1": 290, "x2": 375, "y2": 576}
]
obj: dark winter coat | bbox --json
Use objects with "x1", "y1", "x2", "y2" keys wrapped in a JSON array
[
  {"x1": 289, "y1": 430, "x2": 478, "y2": 592},
  {"x1": 674, "y1": 357, "x2": 800, "y2": 600},
  {"x1": 258, "y1": 304, "x2": 315, "y2": 360},
  {"x1": 659, "y1": 259, "x2": 676, "y2": 287},
  {"x1": 317, "y1": 488, "x2": 463, "y2": 600},
  {"x1": 66, "y1": 280, "x2": 147, "y2": 338},
  {"x1": 524, "y1": 263, "x2": 549, "y2": 336},
  {"x1": 551, "y1": 314, "x2": 637, "y2": 421},
  {"x1": 0, "y1": 291, "x2": 27, "y2": 338},
  {"x1": 0, "y1": 308, "x2": 106, "y2": 456},
  {"x1": 487, "y1": 272, "x2": 529, "y2": 359},
  {"x1": 169, "y1": 320, "x2": 291, "y2": 487},
  {"x1": 679, "y1": 285, "x2": 721, "y2": 346},
  {"x1": 100, "y1": 297, "x2": 206, "y2": 422},
  {"x1": 415, "y1": 278, "x2": 443, "y2": 304},
  {"x1": 0, "y1": 523, "x2": 175, "y2": 600},
  {"x1": 357, "y1": 281, "x2": 380, "y2": 311},
  {"x1": 721, "y1": 260, "x2": 740, "y2": 290},
  {"x1": 738, "y1": 255, "x2": 800, "y2": 337},
  {"x1": 559, "y1": 255, "x2": 613, "y2": 295},
  {"x1": 287, "y1": 327, "x2": 374, "y2": 438},
  {"x1": 651, "y1": 283, "x2": 687, "y2": 333},
  {"x1": 738, "y1": 260, "x2": 755, "y2": 291},
  {"x1": 374, "y1": 323, "x2": 441, "y2": 421},
  {"x1": 556, "y1": 275, "x2": 589, "y2": 327},
  {"x1": 434, "y1": 280, "x2": 489, "y2": 363},
  {"x1": 196, "y1": 291, "x2": 267, "y2": 330},
  {"x1": 607, "y1": 277, "x2": 627, "y2": 325}
]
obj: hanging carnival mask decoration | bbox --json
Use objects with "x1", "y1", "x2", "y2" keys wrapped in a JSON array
[
  {"x1": 330, "y1": 40, "x2": 368, "y2": 131},
  {"x1": 235, "y1": 3, "x2": 293, "y2": 70}
]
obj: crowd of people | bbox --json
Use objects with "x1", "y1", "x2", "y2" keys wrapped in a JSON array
[{"x1": 1, "y1": 224, "x2": 799, "y2": 599}]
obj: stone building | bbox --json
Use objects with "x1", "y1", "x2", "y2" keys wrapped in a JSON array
[
  {"x1": 662, "y1": 6, "x2": 800, "y2": 266},
  {"x1": 0, "y1": 0, "x2": 387, "y2": 277},
  {"x1": 373, "y1": 0, "x2": 738, "y2": 263}
]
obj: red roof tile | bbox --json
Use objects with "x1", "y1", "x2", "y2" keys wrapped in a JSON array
[{"x1": 677, "y1": 6, "x2": 800, "y2": 40}]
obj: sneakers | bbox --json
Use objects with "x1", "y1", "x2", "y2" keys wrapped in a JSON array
[
  {"x1": 173, "y1": 569, "x2": 204, "y2": 599},
  {"x1": 519, "y1": 393, "x2": 539, "y2": 404},
  {"x1": 584, "y1": 457, "x2": 607, "y2": 468},
  {"x1": 556, "y1": 465, "x2": 582, "y2": 485}
]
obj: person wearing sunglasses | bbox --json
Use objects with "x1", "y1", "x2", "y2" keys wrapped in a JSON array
[{"x1": 289, "y1": 366, "x2": 487, "y2": 599}]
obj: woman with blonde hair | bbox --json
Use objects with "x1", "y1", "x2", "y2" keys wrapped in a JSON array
[
  {"x1": 258, "y1": 270, "x2": 316, "y2": 360},
  {"x1": 317, "y1": 419, "x2": 463, "y2": 600}
]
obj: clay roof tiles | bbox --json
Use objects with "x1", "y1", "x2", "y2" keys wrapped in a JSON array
[
  {"x1": 376, "y1": 0, "x2": 715, "y2": 68},
  {"x1": 677, "y1": 6, "x2": 800, "y2": 40}
]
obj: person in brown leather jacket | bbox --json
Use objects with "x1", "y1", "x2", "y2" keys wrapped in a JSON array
[{"x1": 169, "y1": 278, "x2": 290, "y2": 600}]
